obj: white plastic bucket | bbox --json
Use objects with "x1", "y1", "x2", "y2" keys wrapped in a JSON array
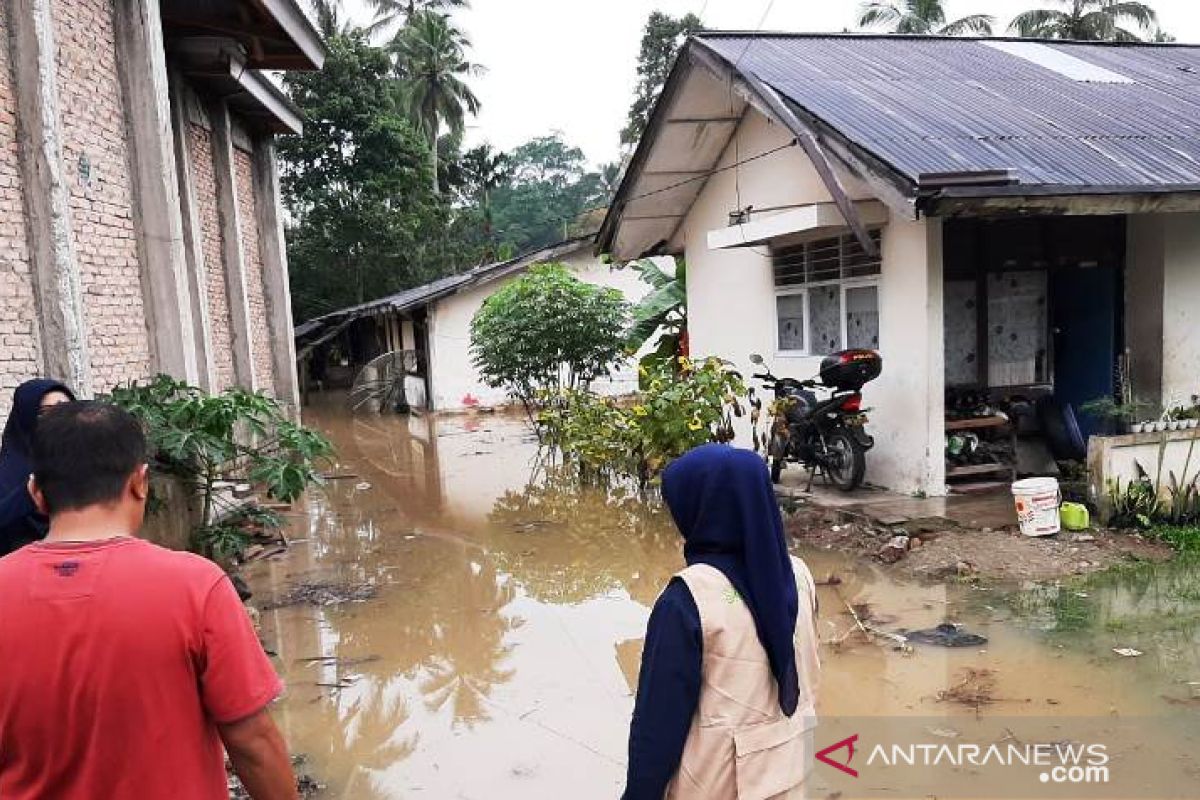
[{"x1": 1011, "y1": 477, "x2": 1061, "y2": 537}]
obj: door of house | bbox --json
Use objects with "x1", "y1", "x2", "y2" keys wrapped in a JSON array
[{"x1": 1051, "y1": 264, "x2": 1119, "y2": 439}]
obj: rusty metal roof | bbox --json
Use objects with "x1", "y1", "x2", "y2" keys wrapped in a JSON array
[{"x1": 698, "y1": 33, "x2": 1200, "y2": 191}]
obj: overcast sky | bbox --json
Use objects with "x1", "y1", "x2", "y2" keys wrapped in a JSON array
[{"x1": 339, "y1": 0, "x2": 1200, "y2": 167}]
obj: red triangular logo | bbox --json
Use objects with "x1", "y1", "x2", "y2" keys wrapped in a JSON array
[{"x1": 816, "y1": 733, "x2": 859, "y2": 778}]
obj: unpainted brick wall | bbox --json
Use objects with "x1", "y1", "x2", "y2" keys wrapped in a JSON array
[
  {"x1": 187, "y1": 123, "x2": 236, "y2": 391},
  {"x1": 234, "y1": 145, "x2": 275, "y2": 395},
  {"x1": 0, "y1": 0, "x2": 41, "y2": 419},
  {"x1": 51, "y1": 0, "x2": 151, "y2": 393}
]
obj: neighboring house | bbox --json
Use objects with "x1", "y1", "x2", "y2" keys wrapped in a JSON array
[
  {"x1": 0, "y1": 0, "x2": 322, "y2": 417},
  {"x1": 295, "y1": 237, "x2": 655, "y2": 411},
  {"x1": 599, "y1": 33, "x2": 1200, "y2": 496}
]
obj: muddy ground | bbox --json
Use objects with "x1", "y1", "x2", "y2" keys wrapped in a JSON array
[{"x1": 783, "y1": 502, "x2": 1174, "y2": 582}]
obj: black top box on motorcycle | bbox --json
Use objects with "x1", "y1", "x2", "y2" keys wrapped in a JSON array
[{"x1": 820, "y1": 349, "x2": 882, "y2": 390}]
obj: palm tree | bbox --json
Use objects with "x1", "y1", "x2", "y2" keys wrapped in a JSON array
[
  {"x1": 392, "y1": 11, "x2": 482, "y2": 195},
  {"x1": 858, "y1": 0, "x2": 994, "y2": 35},
  {"x1": 366, "y1": 0, "x2": 469, "y2": 37},
  {"x1": 307, "y1": 0, "x2": 347, "y2": 37},
  {"x1": 460, "y1": 145, "x2": 511, "y2": 258},
  {"x1": 1009, "y1": 0, "x2": 1158, "y2": 41}
]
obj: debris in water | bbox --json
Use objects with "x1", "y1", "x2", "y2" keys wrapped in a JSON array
[
  {"x1": 815, "y1": 574, "x2": 843, "y2": 586},
  {"x1": 938, "y1": 667, "x2": 997, "y2": 708},
  {"x1": 925, "y1": 725, "x2": 962, "y2": 739},
  {"x1": 877, "y1": 535, "x2": 910, "y2": 564},
  {"x1": 1113, "y1": 647, "x2": 1143, "y2": 657},
  {"x1": 354, "y1": 481, "x2": 372, "y2": 491},
  {"x1": 264, "y1": 581, "x2": 378, "y2": 609},
  {"x1": 229, "y1": 754, "x2": 322, "y2": 798},
  {"x1": 297, "y1": 654, "x2": 381, "y2": 667},
  {"x1": 904, "y1": 623, "x2": 988, "y2": 648}
]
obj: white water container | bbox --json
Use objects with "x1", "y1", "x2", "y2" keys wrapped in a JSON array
[{"x1": 1011, "y1": 477, "x2": 1061, "y2": 537}]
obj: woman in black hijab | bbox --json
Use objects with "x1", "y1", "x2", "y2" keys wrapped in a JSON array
[{"x1": 0, "y1": 380, "x2": 75, "y2": 556}]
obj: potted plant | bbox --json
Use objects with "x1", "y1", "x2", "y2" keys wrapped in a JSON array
[{"x1": 1079, "y1": 396, "x2": 1152, "y2": 435}]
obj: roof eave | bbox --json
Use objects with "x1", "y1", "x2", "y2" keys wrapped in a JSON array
[
  {"x1": 923, "y1": 184, "x2": 1200, "y2": 216},
  {"x1": 257, "y1": 0, "x2": 327, "y2": 70},
  {"x1": 596, "y1": 41, "x2": 700, "y2": 257}
]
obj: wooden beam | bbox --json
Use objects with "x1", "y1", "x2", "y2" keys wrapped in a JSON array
[
  {"x1": 736, "y1": 68, "x2": 879, "y2": 258},
  {"x1": 689, "y1": 40, "x2": 918, "y2": 224},
  {"x1": 665, "y1": 116, "x2": 742, "y2": 124}
]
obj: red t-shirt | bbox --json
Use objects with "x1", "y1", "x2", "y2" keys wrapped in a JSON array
[{"x1": 0, "y1": 537, "x2": 282, "y2": 799}]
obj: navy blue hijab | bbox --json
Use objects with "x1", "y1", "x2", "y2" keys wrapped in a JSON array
[
  {"x1": 662, "y1": 444, "x2": 801, "y2": 716},
  {"x1": 0, "y1": 379, "x2": 75, "y2": 554}
]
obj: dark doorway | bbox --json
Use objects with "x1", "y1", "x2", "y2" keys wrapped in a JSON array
[{"x1": 1051, "y1": 263, "x2": 1120, "y2": 438}]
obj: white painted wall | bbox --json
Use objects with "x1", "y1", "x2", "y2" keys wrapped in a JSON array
[
  {"x1": 1161, "y1": 212, "x2": 1200, "y2": 409},
  {"x1": 426, "y1": 246, "x2": 655, "y2": 411},
  {"x1": 675, "y1": 107, "x2": 945, "y2": 495}
]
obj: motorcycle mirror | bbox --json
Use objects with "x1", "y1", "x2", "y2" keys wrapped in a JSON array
[{"x1": 749, "y1": 353, "x2": 764, "y2": 365}]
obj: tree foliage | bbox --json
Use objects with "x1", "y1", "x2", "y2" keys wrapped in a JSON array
[
  {"x1": 279, "y1": 32, "x2": 446, "y2": 321},
  {"x1": 1009, "y1": 0, "x2": 1158, "y2": 41},
  {"x1": 538, "y1": 357, "x2": 746, "y2": 488},
  {"x1": 469, "y1": 263, "x2": 630, "y2": 410},
  {"x1": 490, "y1": 135, "x2": 606, "y2": 254},
  {"x1": 625, "y1": 257, "x2": 688, "y2": 381},
  {"x1": 392, "y1": 10, "x2": 482, "y2": 193},
  {"x1": 858, "y1": 0, "x2": 994, "y2": 35},
  {"x1": 621, "y1": 11, "x2": 704, "y2": 147}
]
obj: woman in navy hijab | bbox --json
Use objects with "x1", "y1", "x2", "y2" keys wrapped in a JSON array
[
  {"x1": 0, "y1": 379, "x2": 75, "y2": 556},
  {"x1": 623, "y1": 444, "x2": 820, "y2": 799}
]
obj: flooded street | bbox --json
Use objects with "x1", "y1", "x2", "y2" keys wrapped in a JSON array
[{"x1": 246, "y1": 398, "x2": 1200, "y2": 799}]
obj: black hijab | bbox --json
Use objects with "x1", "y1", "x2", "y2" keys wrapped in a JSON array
[
  {"x1": 0, "y1": 379, "x2": 75, "y2": 555},
  {"x1": 661, "y1": 444, "x2": 801, "y2": 716}
]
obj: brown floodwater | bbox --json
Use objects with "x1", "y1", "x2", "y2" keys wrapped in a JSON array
[{"x1": 245, "y1": 397, "x2": 1200, "y2": 799}]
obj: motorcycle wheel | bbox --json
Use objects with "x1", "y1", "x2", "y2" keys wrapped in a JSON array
[
  {"x1": 824, "y1": 428, "x2": 865, "y2": 491},
  {"x1": 770, "y1": 456, "x2": 784, "y2": 484}
]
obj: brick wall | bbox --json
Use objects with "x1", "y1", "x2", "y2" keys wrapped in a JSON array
[
  {"x1": 234, "y1": 145, "x2": 275, "y2": 394},
  {"x1": 51, "y1": 0, "x2": 151, "y2": 393},
  {"x1": 0, "y1": 0, "x2": 40, "y2": 418},
  {"x1": 187, "y1": 122, "x2": 236, "y2": 391}
]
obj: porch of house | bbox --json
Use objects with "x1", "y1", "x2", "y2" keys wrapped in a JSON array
[{"x1": 935, "y1": 211, "x2": 1200, "y2": 503}]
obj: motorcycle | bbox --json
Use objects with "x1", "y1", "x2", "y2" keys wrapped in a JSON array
[{"x1": 749, "y1": 349, "x2": 882, "y2": 490}]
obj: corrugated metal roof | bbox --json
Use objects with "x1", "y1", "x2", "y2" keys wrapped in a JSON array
[
  {"x1": 294, "y1": 236, "x2": 594, "y2": 339},
  {"x1": 698, "y1": 34, "x2": 1200, "y2": 190}
]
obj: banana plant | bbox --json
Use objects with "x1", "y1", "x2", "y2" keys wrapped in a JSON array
[{"x1": 624, "y1": 257, "x2": 687, "y2": 385}]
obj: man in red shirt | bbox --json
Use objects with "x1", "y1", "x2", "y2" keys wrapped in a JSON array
[{"x1": 0, "y1": 401, "x2": 297, "y2": 799}]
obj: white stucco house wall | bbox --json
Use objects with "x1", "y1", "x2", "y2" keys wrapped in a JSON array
[
  {"x1": 296, "y1": 237, "x2": 659, "y2": 412},
  {"x1": 598, "y1": 33, "x2": 1200, "y2": 497}
]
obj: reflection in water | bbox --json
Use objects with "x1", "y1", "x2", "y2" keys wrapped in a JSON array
[{"x1": 247, "y1": 397, "x2": 1200, "y2": 799}]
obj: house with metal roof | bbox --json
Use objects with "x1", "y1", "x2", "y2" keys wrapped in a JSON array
[
  {"x1": 295, "y1": 237, "x2": 655, "y2": 412},
  {"x1": 599, "y1": 33, "x2": 1200, "y2": 498},
  {"x1": 1, "y1": 0, "x2": 321, "y2": 418}
]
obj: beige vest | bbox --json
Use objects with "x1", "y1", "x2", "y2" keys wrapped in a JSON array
[{"x1": 665, "y1": 556, "x2": 821, "y2": 800}]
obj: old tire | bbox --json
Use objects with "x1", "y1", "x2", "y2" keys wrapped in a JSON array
[{"x1": 825, "y1": 428, "x2": 865, "y2": 491}]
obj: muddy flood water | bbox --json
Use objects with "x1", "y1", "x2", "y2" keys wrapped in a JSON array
[{"x1": 246, "y1": 398, "x2": 1200, "y2": 799}]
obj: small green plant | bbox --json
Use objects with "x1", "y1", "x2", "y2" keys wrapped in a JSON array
[
  {"x1": 1107, "y1": 469, "x2": 1159, "y2": 529},
  {"x1": 1079, "y1": 395, "x2": 1151, "y2": 432},
  {"x1": 538, "y1": 356, "x2": 746, "y2": 488},
  {"x1": 193, "y1": 523, "x2": 252, "y2": 563},
  {"x1": 108, "y1": 376, "x2": 333, "y2": 541},
  {"x1": 621, "y1": 257, "x2": 687, "y2": 382},
  {"x1": 470, "y1": 263, "x2": 631, "y2": 419}
]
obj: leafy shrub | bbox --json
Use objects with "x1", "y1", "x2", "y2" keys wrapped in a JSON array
[
  {"x1": 108, "y1": 376, "x2": 333, "y2": 532},
  {"x1": 539, "y1": 356, "x2": 746, "y2": 487},
  {"x1": 470, "y1": 263, "x2": 630, "y2": 413}
]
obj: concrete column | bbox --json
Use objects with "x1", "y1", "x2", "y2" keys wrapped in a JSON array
[
  {"x1": 1124, "y1": 214, "x2": 1165, "y2": 410},
  {"x1": 871, "y1": 216, "x2": 946, "y2": 496},
  {"x1": 209, "y1": 99, "x2": 256, "y2": 390},
  {"x1": 167, "y1": 72, "x2": 216, "y2": 391},
  {"x1": 251, "y1": 137, "x2": 300, "y2": 414},
  {"x1": 1161, "y1": 211, "x2": 1200, "y2": 409},
  {"x1": 113, "y1": 0, "x2": 198, "y2": 383},
  {"x1": 8, "y1": 0, "x2": 92, "y2": 393}
]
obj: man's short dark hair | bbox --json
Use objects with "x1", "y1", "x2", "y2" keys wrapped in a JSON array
[{"x1": 32, "y1": 401, "x2": 147, "y2": 515}]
